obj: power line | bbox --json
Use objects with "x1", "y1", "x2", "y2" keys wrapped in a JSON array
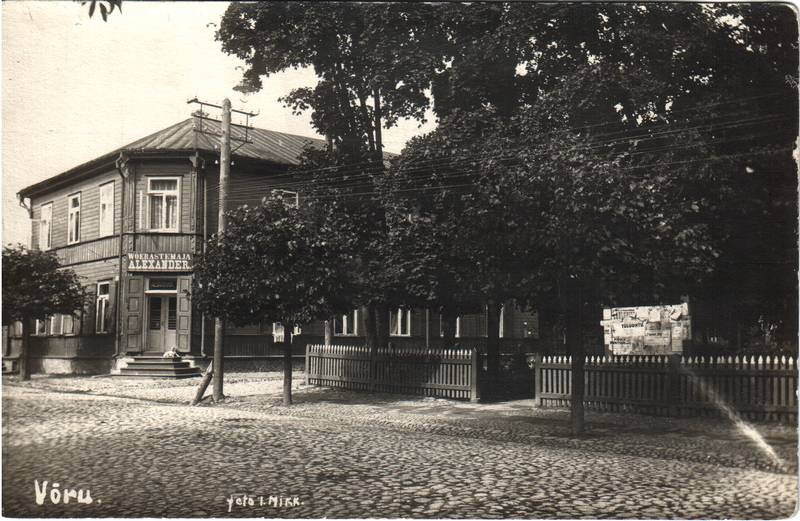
[{"x1": 214, "y1": 124, "x2": 795, "y2": 200}]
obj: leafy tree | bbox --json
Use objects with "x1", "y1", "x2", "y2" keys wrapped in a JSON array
[
  {"x1": 2, "y1": 245, "x2": 86, "y2": 380},
  {"x1": 217, "y1": 2, "x2": 445, "y2": 346},
  {"x1": 428, "y1": 3, "x2": 797, "y2": 350},
  {"x1": 384, "y1": 108, "x2": 534, "y2": 374},
  {"x1": 192, "y1": 196, "x2": 352, "y2": 405},
  {"x1": 81, "y1": 0, "x2": 122, "y2": 22}
]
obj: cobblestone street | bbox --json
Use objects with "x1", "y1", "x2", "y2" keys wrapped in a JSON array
[{"x1": 2, "y1": 375, "x2": 798, "y2": 518}]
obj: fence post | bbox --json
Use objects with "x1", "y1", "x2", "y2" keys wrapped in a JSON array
[
  {"x1": 668, "y1": 353, "x2": 681, "y2": 416},
  {"x1": 534, "y1": 353, "x2": 543, "y2": 407},
  {"x1": 470, "y1": 348, "x2": 480, "y2": 402},
  {"x1": 304, "y1": 343, "x2": 310, "y2": 386},
  {"x1": 369, "y1": 344, "x2": 378, "y2": 392}
]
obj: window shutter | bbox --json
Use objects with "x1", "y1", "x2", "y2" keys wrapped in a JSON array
[
  {"x1": 176, "y1": 276, "x2": 192, "y2": 352},
  {"x1": 125, "y1": 277, "x2": 143, "y2": 353}
]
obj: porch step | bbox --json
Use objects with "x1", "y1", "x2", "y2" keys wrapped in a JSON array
[{"x1": 116, "y1": 355, "x2": 201, "y2": 379}]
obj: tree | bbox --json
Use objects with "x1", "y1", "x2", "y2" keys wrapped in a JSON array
[
  {"x1": 192, "y1": 196, "x2": 352, "y2": 405},
  {"x1": 217, "y1": 2, "x2": 446, "y2": 347},
  {"x1": 2, "y1": 245, "x2": 86, "y2": 380},
  {"x1": 383, "y1": 108, "x2": 534, "y2": 376},
  {"x1": 81, "y1": 0, "x2": 122, "y2": 22}
]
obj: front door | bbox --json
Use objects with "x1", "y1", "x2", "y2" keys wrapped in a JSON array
[{"x1": 147, "y1": 295, "x2": 177, "y2": 352}]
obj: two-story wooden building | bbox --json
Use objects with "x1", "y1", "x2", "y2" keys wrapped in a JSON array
[{"x1": 8, "y1": 116, "x2": 539, "y2": 375}]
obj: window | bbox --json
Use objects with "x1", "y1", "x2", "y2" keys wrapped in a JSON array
[
  {"x1": 99, "y1": 182, "x2": 114, "y2": 236},
  {"x1": 439, "y1": 315, "x2": 461, "y2": 338},
  {"x1": 67, "y1": 193, "x2": 81, "y2": 244},
  {"x1": 499, "y1": 305, "x2": 504, "y2": 339},
  {"x1": 272, "y1": 323, "x2": 302, "y2": 343},
  {"x1": 48, "y1": 315, "x2": 62, "y2": 336},
  {"x1": 39, "y1": 203, "x2": 52, "y2": 250},
  {"x1": 96, "y1": 282, "x2": 110, "y2": 333},
  {"x1": 334, "y1": 310, "x2": 358, "y2": 336},
  {"x1": 147, "y1": 178, "x2": 179, "y2": 231},
  {"x1": 62, "y1": 315, "x2": 76, "y2": 336},
  {"x1": 390, "y1": 309, "x2": 411, "y2": 336},
  {"x1": 35, "y1": 319, "x2": 47, "y2": 336}
]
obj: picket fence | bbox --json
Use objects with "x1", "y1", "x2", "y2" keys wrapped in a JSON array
[
  {"x1": 535, "y1": 354, "x2": 798, "y2": 423},
  {"x1": 305, "y1": 344, "x2": 479, "y2": 400}
]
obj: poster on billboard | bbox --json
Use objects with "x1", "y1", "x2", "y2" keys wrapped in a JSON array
[{"x1": 600, "y1": 303, "x2": 691, "y2": 355}]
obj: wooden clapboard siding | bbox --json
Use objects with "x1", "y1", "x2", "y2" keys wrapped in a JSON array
[
  {"x1": 205, "y1": 163, "x2": 294, "y2": 234},
  {"x1": 30, "y1": 169, "x2": 120, "y2": 251},
  {"x1": 132, "y1": 233, "x2": 196, "y2": 253},
  {"x1": 52, "y1": 236, "x2": 120, "y2": 266},
  {"x1": 134, "y1": 160, "x2": 193, "y2": 233}
]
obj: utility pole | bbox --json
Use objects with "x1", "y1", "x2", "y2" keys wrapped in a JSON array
[{"x1": 212, "y1": 98, "x2": 232, "y2": 402}]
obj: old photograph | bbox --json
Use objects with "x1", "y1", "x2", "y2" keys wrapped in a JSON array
[{"x1": 2, "y1": 1, "x2": 798, "y2": 518}]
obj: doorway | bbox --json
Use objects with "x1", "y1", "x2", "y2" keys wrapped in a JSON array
[{"x1": 146, "y1": 295, "x2": 177, "y2": 353}]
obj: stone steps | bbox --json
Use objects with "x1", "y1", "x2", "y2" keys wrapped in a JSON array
[{"x1": 117, "y1": 355, "x2": 201, "y2": 378}]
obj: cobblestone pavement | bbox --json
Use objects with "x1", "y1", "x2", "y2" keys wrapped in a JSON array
[{"x1": 3, "y1": 376, "x2": 798, "y2": 518}]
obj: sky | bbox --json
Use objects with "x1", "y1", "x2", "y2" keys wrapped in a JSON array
[{"x1": 1, "y1": 1, "x2": 436, "y2": 246}]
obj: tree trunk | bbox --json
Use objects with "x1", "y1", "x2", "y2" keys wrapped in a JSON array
[
  {"x1": 565, "y1": 280, "x2": 585, "y2": 436},
  {"x1": 363, "y1": 304, "x2": 377, "y2": 347},
  {"x1": 375, "y1": 302, "x2": 390, "y2": 348},
  {"x1": 19, "y1": 319, "x2": 30, "y2": 381},
  {"x1": 283, "y1": 330, "x2": 293, "y2": 406},
  {"x1": 373, "y1": 87, "x2": 383, "y2": 158},
  {"x1": 486, "y1": 300, "x2": 501, "y2": 380},
  {"x1": 441, "y1": 309, "x2": 457, "y2": 349},
  {"x1": 324, "y1": 318, "x2": 333, "y2": 346},
  {"x1": 212, "y1": 318, "x2": 225, "y2": 402}
]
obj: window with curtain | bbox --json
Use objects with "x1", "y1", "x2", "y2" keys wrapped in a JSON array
[{"x1": 147, "y1": 178, "x2": 179, "y2": 231}]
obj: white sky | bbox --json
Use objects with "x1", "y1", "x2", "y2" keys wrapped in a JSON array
[{"x1": 2, "y1": 1, "x2": 435, "y2": 246}]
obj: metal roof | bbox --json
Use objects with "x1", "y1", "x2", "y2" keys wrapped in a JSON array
[
  {"x1": 128, "y1": 117, "x2": 328, "y2": 165},
  {"x1": 18, "y1": 118, "x2": 330, "y2": 197}
]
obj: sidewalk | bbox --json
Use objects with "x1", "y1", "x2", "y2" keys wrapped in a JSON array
[{"x1": 4, "y1": 372, "x2": 797, "y2": 476}]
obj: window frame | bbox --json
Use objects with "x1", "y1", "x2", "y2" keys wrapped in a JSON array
[
  {"x1": 390, "y1": 308, "x2": 412, "y2": 337},
  {"x1": 96, "y1": 281, "x2": 111, "y2": 334},
  {"x1": 146, "y1": 176, "x2": 181, "y2": 232},
  {"x1": 271, "y1": 322, "x2": 302, "y2": 343},
  {"x1": 439, "y1": 314, "x2": 461, "y2": 338},
  {"x1": 334, "y1": 310, "x2": 358, "y2": 336},
  {"x1": 39, "y1": 202, "x2": 53, "y2": 250},
  {"x1": 98, "y1": 181, "x2": 115, "y2": 237},
  {"x1": 67, "y1": 192, "x2": 81, "y2": 245}
]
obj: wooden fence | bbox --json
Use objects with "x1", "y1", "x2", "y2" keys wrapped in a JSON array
[
  {"x1": 305, "y1": 344, "x2": 479, "y2": 401},
  {"x1": 535, "y1": 354, "x2": 798, "y2": 423}
]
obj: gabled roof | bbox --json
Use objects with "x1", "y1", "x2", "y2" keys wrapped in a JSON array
[{"x1": 19, "y1": 118, "x2": 329, "y2": 198}]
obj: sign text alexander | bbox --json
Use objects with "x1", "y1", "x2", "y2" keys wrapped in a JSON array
[{"x1": 127, "y1": 252, "x2": 192, "y2": 272}]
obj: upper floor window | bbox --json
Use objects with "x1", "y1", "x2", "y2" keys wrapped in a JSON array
[
  {"x1": 96, "y1": 282, "x2": 111, "y2": 334},
  {"x1": 390, "y1": 308, "x2": 411, "y2": 336},
  {"x1": 334, "y1": 310, "x2": 358, "y2": 336},
  {"x1": 147, "y1": 177, "x2": 179, "y2": 231},
  {"x1": 39, "y1": 203, "x2": 52, "y2": 250},
  {"x1": 99, "y1": 182, "x2": 115, "y2": 237},
  {"x1": 67, "y1": 193, "x2": 81, "y2": 244}
]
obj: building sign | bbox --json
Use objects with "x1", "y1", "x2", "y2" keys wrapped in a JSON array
[
  {"x1": 127, "y1": 252, "x2": 192, "y2": 272},
  {"x1": 600, "y1": 303, "x2": 691, "y2": 355}
]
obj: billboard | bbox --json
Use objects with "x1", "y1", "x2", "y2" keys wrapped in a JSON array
[{"x1": 600, "y1": 303, "x2": 691, "y2": 355}]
